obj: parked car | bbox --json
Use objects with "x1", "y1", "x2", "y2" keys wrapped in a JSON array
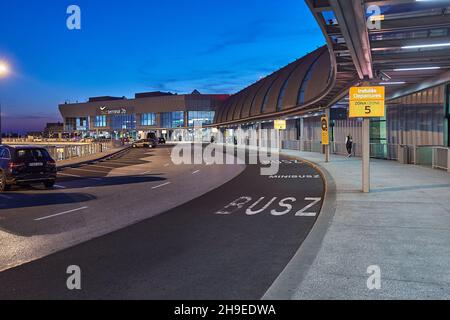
[
  {"x1": 0, "y1": 145, "x2": 57, "y2": 192},
  {"x1": 132, "y1": 138, "x2": 157, "y2": 148}
]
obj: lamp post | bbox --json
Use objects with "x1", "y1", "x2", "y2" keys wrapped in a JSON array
[{"x1": 0, "y1": 60, "x2": 11, "y2": 145}]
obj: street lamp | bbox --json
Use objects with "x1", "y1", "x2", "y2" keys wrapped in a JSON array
[{"x1": 0, "y1": 60, "x2": 11, "y2": 145}]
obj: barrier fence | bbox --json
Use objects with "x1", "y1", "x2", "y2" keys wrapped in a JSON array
[
  {"x1": 45, "y1": 142, "x2": 113, "y2": 161},
  {"x1": 281, "y1": 139, "x2": 449, "y2": 172},
  {"x1": 3, "y1": 141, "x2": 118, "y2": 162}
]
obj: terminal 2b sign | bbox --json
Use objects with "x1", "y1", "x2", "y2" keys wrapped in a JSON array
[
  {"x1": 99, "y1": 106, "x2": 127, "y2": 115},
  {"x1": 349, "y1": 86, "x2": 385, "y2": 118}
]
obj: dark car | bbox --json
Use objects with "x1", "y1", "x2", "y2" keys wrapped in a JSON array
[
  {"x1": 132, "y1": 138, "x2": 157, "y2": 149},
  {"x1": 158, "y1": 137, "x2": 166, "y2": 144},
  {"x1": 0, "y1": 145, "x2": 57, "y2": 192}
]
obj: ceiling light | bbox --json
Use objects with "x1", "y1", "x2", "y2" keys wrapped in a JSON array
[
  {"x1": 379, "y1": 82, "x2": 406, "y2": 85},
  {"x1": 393, "y1": 66, "x2": 441, "y2": 71},
  {"x1": 402, "y1": 43, "x2": 450, "y2": 49}
]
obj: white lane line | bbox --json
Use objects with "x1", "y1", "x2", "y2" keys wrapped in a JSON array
[
  {"x1": 58, "y1": 172, "x2": 82, "y2": 178},
  {"x1": 67, "y1": 168, "x2": 109, "y2": 174},
  {"x1": 164, "y1": 163, "x2": 170, "y2": 167},
  {"x1": 0, "y1": 194, "x2": 13, "y2": 199},
  {"x1": 54, "y1": 185, "x2": 67, "y2": 189},
  {"x1": 34, "y1": 206, "x2": 88, "y2": 221},
  {"x1": 152, "y1": 182, "x2": 171, "y2": 189},
  {"x1": 104, "y1": 159, "x2": 145, "y2": 164},
  {"x1": 192, "y1": 170, "x2": 200, "y2": 175},
  {"x1": 107, "y1": 161, "x2": 143, "y2": 165},
  {"x1": 86, "y1": 164, "x2": 122, "y2": 170},
  {"x1": 87, "y1": 164, "x2": 142, "y2": 172}
]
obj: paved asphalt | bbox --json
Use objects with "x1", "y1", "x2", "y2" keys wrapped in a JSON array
[{"x1": 0, "y1": 146, "x2": 324, "y2": 300}]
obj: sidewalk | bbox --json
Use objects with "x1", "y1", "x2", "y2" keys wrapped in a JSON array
[
  {"x1": 266, "y1": 150, "x2": 450, "y2": 300},
  {"x1": 56, "y1": 146, "x2": 129, "y2": 168}
]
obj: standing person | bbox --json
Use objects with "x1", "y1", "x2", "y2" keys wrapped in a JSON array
[{"x1": 346, "y1": 134, "x2": 353, "y2": 157}]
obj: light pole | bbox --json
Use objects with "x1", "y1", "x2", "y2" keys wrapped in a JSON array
[{"x1": 0, "y1": 60, "x2": 11, "y2": 145}]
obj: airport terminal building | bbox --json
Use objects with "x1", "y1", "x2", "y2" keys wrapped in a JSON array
[
  {"x1": 59, "y1": 0, "x2": 450, "y2": 165},
  {"x1": 59, "y1": 91, "x2": 228, "y2": 141}
]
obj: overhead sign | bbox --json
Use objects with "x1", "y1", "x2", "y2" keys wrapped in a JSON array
[
  {"x1": 321, "y1": 116, "x2": 329, "y2": 145},
  {"x1": 274, "y1": 120, "x2": 287, "y2": 130},
  {"x1": 100, "y1": 106, "x2": 127, "y2": 115},
  {"x1": 349, "y1": 86, "x2": 385, "y2": 118}
]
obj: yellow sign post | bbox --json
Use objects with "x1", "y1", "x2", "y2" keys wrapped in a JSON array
[
  {"x1": 321, "y1": 116, "x2": 329, "y2": 146},
  {"x1": 274, "y1": 120, "x2": 287, "y2": 130},
  {"x1": 274, "y1": 120, "x2": 286, "y2": 150},
  {"x1": 349, "y1": 86, "x2": 385, "y2": 118},
  {"x1": 349, "y1": 86, "x2": 386, "y2": 193}
]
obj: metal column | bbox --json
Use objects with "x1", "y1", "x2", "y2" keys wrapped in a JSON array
[{"x1": 362, "y1": 118, "x2": 370, "y2": 193}]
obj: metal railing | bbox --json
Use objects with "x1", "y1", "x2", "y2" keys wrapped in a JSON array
[
  {"x1": 45, "y1": 143, "x2": 113, "y2": 161},
  {"x1": 4, "y1": 142, "x2": 115, "y2": 162},
  {"x1": 432, "y1": 147, "x2": 449, "y2": 171}
]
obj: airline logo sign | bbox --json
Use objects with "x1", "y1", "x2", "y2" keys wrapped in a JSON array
[
  {"x1": 349, "y1": 86, "x2": 385, "y2": 118},
  {"x1": 321, "y1": 116, "x2": 329, "y2": 146},
  {"x1": 274, "y1": 120, "x2": 287, "y2": 130}
]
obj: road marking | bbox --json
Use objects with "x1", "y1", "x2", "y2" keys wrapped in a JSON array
[
  {"x1": 85, "y1": 164, "x2": 122, "y2": 170},
  {"x1": 164, "y1": 163, "x2": 170, "y2": 167},
  {"x1": 192, "y1": 170, "x2": 200, "y2": 175},
  {"x1": 87, "y1": 164, "x2": 142, "y2": 172},
  {"x1": 34, "y1": 206, "x2": 88, "y2": 221},
  {"x1": 58, "y1": 172, "x2": 82, "y2": 178},
  {"x1": 0, "y1": 194, "x2": 12, "y2": 200},
  {"x1": 54, "y1": 185, "x2": 67, "y2": 189},
  {"x1": 142, "y1": 171, "x2": 152, "y2": 175},
  {"x1": 152, "y1": 182, "x2": 171, "y2": 189},
  {"x1": 68, "y1": 168, "x2": 109, "y2": 174},
  {"x1": 107, "y1": 160, "x2": 143, "y2": 165}
]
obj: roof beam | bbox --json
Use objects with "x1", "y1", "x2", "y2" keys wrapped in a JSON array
[
  {"x1": 329, "y1": 0, "x2": 374, "y2": 79},
  {"x1": 388, "y1": 69, "x2": 450, "y2": 100}
]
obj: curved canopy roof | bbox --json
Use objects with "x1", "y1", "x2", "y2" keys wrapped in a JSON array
[{"x1": 215, "y1": 46, "x2": 335, "y2": 124}]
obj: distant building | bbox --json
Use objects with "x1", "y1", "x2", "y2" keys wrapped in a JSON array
[
  {"x1": 44, "y1": 122, "x2": 64, "y2": 138},
  {"x1": 59, "y1": 90, "x2": 229, "y2": 141}
]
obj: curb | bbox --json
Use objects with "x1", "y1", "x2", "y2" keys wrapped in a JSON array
[
  {"x1": 57, "y1": 146, "x2": 132, "y2": 170},
  {"x1": 262, "y1": 152, "x2": 337, "y2": 300}
]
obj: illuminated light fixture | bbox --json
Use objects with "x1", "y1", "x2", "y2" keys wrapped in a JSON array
[
  {"x1": 402, "y1": 43, "x2": 450, "y2": 49},
  {"x1": 393, "y1": 66, "x2": 441, "y2": 71},
  {"x1": 0, "y1": 61, "x2": 10, "y2": 77},
  {"x1": 379, "y1": 81, "x2": 406, "y2": 85},
  {"x1": 369, "y1": 15, "x2": 385, "y2": 21}
]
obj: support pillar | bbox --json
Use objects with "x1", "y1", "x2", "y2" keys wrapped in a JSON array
[{"x1": 362, "y1": 118, "x2": 371, "y2": 193}]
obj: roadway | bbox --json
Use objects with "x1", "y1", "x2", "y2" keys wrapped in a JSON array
[
  {"x1": 0, "y1": 144, "x2": 324, "y2": 299},
  {"x1": 0, "y1": 145, "x2": 244, "y2": 271}
]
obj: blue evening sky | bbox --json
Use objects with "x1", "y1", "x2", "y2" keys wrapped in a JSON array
[{"x1": 0, "y1": 0, "x2": 324, "y2": 133}]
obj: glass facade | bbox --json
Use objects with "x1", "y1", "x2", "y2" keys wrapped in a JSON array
[
  {"x1": 141, "y1": 113, "x2": 156, "y2": 126},
  {"x1": 111, "y1": 114, "x2": 136, "y2": 130},
  {"x1": 161, "y1": 111, "x2": 184, "y2": 128},
  {"x1": 65, "y1": 118, "x2": 77, "y2": 132},
  {"x1": 187, "y1": 111, "x2": 215, "y2": 127},
  {"x1": 94, "y1": 115, "x2": 107, "y2": 127},
  {"x1": 66, "y1": 117, "x2": 89, "y2": 132},
  {"x1": 76, "y1": 117, "x2": 89, "y2": 131}
]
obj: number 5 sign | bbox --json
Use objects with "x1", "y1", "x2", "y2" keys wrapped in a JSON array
[{"x1": 349, "y1": 86, "x2": 385, "y2": 118}]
